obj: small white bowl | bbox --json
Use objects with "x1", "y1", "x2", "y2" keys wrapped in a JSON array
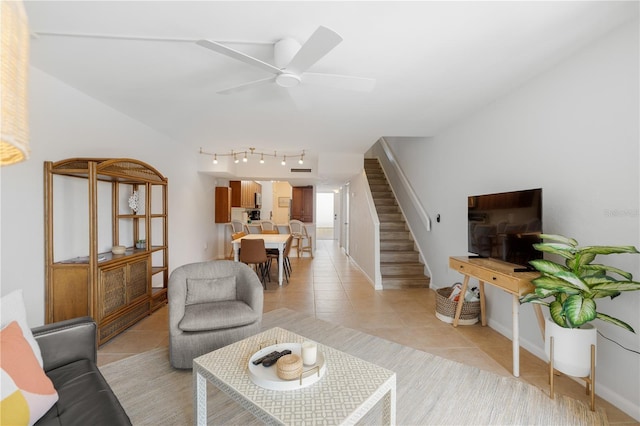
[{"x1": 111, "y1": 245, "x2": 126, "y2": 255}]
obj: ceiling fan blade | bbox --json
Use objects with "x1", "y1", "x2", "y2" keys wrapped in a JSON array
[
  {"x1": 302, "y1": 73, "x2": 376, "y2": 92},
  {"x1": 285, "y1": 26, "x2": 343, "y2": 75},
  {"x1": 217, "y1": 77, "x2": 276, "y2": 95},
  {"x1": 196, "y1": 39, "x2": 281, "y2": 75}
]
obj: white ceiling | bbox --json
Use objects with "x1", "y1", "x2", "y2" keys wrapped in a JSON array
[{"x1": 25, "y1": 1, "x2": 638, "y2": 186}]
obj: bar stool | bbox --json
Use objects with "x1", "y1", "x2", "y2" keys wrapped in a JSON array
[{"x1": 289, "y1": 219, "x2": 313, "y2": 258}]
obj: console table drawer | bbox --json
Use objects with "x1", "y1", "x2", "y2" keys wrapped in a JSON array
[{"x1": 449, "y1": 257, "x2": 536, "y2": 295}]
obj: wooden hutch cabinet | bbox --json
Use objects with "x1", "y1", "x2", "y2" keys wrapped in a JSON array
[
  {"x1": 291, "y1": 186, "x2": 314, "y2": 222},
  {"x1": 44, "y1": 158, "x2": 168, "y2": 345}
]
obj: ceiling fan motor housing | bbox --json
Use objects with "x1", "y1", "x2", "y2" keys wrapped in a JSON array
[
  {"x1": 274, "y1": 38, "x2": 301, "y2": 68},
  {"x1": 276, "y1": 73, "x2": 301, "y2": 87}
]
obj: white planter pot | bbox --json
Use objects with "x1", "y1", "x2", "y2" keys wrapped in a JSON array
[{"x1": 545, "y1": 317, "x2": 597, "y2": 377}]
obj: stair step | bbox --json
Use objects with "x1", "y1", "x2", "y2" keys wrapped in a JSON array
[
  {"x1": 371, "y1": 191, "x2": 393, "y2": 198},
  {"x1": 374, "y1": 198, "x2": 397, "y2": 206},
  {"x1": 369, "y1": 184, "x2": 390, "y2": 192},
  {"x1": 381, "y1": 240, "x2": 415, "y2": 251},
  {"x1": 380, "y1": 230, "x2": 411, "y2": 240},
  {"x1": 378, "y1": 213, "x2": 403, "y2": 222},
  {"x1": 381, "y1": 262, "x2": 426, "y2": 275},
  {"x1": 380, "y1": 222, "x2": 406, "y2": 231},
  {"x1": 382, "y1": 276, "x2": 431, "y2": 289},
  {"x1": 380, "y1": 231, "x2": 413, "y2": 241},
  {"x1": 381, "y1": 251, "x2": 419, "y2": 262},
  {"x1": 376, "y1": 205, "x2": 399, "y2": 214}
]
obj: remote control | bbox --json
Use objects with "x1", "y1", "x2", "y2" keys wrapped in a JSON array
[
  {"x1": 252, "y1": 351, "x2": 279, "y2": 365},
  {"x1": 262, "y1": 350, "x2": 292, "y2": 367}
]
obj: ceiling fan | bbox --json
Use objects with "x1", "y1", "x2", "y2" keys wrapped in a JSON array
[{"x1": 196, "y1": 26, "x2": 376, "y2": 95}]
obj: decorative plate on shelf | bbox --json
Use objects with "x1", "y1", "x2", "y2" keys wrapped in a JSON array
[{"x1": 248, "y1": 343, "x2": 326, "y2": 391}]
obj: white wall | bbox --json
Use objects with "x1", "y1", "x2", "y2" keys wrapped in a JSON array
[
  {"x1": 347, "y1": 171, "x2": 380, "y2": 289},
  {"x1": 387, "y1": 20, "x2": 639, "y2": 419},
  {"x1": 0, "y1": 67, "x2": 220, "y2": 326}
]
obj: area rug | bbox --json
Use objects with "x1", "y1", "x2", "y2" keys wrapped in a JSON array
[{"x1": 100, "y1": 308, "x2": 608, "y2": 425}]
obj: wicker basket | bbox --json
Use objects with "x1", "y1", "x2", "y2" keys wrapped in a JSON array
[
  {"x1": 435, "y1": 287, "x2": 480, "y2": 325},
  {"x1": 276, "y1": 354, "x2": 303, "y2": 380}
]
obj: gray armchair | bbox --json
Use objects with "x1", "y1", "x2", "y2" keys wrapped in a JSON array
[{"x1": 168, "y1": 260, "x2": 263, "y2": 369}]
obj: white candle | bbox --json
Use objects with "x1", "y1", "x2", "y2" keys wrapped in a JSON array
[{"x1": 301, "y1": 341, "x2": 317, "y2": 366}]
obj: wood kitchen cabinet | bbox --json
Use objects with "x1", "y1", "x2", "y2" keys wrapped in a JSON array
[
  {"x1": 230, "y1": 180, "x2": 262, "y2": 208},
  {"x1": 215, "y1": 186, "x2": 232, "y2": 223},
  {"x1": 291, "y1": 186, "x2": 314, "y2": 222},
  {"x1": 44, "y1": 158, "x2": 169, "y2": 345}
]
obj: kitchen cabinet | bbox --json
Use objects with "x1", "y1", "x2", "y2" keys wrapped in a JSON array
[
  {"x1": 291, "y1": 186, "x2": 314, "y2": 222},
  {"x1": 230, "y1": 180, "x2": 262, "y2": 209},
  {"x1": 44, "y1": 158, "x2": 168, "y2": 345},
  {"x1": 215, "y1": 186, "x2": 232, "y2": 223}
]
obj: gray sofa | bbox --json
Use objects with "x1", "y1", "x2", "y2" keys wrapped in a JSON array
[
  {"x1": 169, "y1": 260, "x2": 264, "y2": 369},
  {"x1": 32, "y1": 317, "x2": 131, "y2": 426}
]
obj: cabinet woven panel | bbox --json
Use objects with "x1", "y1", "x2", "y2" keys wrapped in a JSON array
[
  {"x1": 99, "y1": 302, "x2": 150, "y2": 343},
  {"x1": 101, "y1": 268, "x2": 127, "y2": 317},
  {"x1": 127, "y1": 259, "x2": 149, "y2": 301}
]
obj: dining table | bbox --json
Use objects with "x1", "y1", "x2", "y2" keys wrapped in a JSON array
[{"x1": 232, "y1": 233, "x2": 290, "y2": 286}]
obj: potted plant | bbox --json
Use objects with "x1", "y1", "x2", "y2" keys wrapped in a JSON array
[{"x1": 520, "y1": 234, "x2": 640, "y2": 376}]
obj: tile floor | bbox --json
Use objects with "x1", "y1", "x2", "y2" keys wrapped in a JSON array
[{"x1": 98, "y1": 240, "x2": 637, "y2": 424}]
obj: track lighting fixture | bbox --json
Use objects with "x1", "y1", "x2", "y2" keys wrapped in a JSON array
[{"x1": 199, "y1": 147, "x2": 307, "y2": 165}]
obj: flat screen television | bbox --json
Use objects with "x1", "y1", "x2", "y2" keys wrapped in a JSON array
[{"x1": 468, "y1": 188, "x2": 542, "y2": 269}]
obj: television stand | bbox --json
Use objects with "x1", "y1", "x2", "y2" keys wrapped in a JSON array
[{"x1": 449, "y1": 256, "x2": 544, "y2": 377}]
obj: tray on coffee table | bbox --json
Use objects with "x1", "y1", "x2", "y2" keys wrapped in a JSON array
[{"x1": 248, "y1": 343, "x2": 326, "y2": 390}]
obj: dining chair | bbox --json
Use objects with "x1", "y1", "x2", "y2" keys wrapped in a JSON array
[
  {"x1": 267, "y1": 233, "x2": 294, "y2": 283},
  {"x1": 230, "y1": 231, "x2": 246, "y2": 259},
  {"x1": 260, "y1": 220, "x2": 278, "y2": 232},
  {"x1": 230, "y1": 220, "x2": 245, "y2": 233},
  {"x1": 289, "y1": 219, "x2": 313, "y2": 258},
  {"x1": 239, "y1": 238, "x2": 270, "y2": 288}
]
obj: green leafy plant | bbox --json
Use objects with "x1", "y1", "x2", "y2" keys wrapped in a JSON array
[{"x1": 520, "y1": 234, "x2": 640, "y2": 332}]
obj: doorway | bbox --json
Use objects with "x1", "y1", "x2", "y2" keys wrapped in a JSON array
[{"x1": 315, "y1": 192, "x2": 335, "y2": 240}]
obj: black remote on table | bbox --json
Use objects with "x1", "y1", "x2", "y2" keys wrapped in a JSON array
[
  {"x1": 262, "y1": 350, "x2": 292, "y2": 367},
  {"x1": 252, "y1": 351, "x2": 279, "y2": 365}
]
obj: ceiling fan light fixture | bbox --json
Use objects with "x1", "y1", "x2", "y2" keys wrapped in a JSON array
[{"x1": 275, "y1": 73, "x2": 301, "y2": 88}]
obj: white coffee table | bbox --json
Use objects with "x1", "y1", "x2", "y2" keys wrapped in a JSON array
[{"x1": 193, "y1": 327, "x2": 396, "y2": 425}]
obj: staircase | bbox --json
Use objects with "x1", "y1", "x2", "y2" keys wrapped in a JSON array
[{"x1": 364, "y1": 158, "x2": 430, "y2": 289}]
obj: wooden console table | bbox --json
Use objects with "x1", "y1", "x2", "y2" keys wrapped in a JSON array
[{"x1": 449, "y1": 256, "x2": 544, "y2": 377}]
